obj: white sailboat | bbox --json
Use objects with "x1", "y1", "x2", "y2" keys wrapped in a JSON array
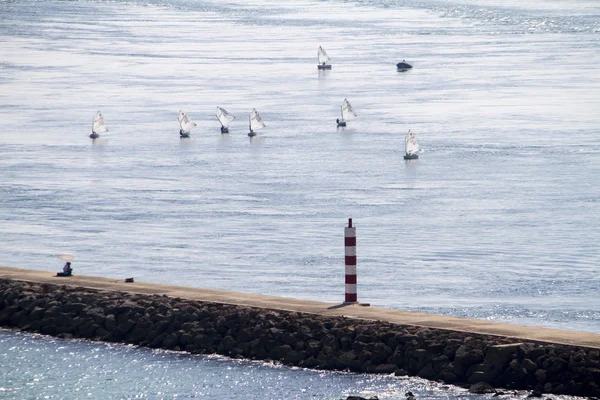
[
  {"x1": 178, "y1": 110, "x2": 197, "y2": 138},
  {"x1": 336, "y1": 98, "x2": 357, "y2": 127},
  {"x1": 248, "y1": 108, "x2": 265, "y2": 137},
  {"x1": 317, "y1": 46, "x2": 332, "y2": 70},
  {"x1": 404, "y1": 130, "x2": 420, "y2": 160},
  {"x1": 216, "y1": 106, "x2": 235, "y2": 134},
  {"x1": 90, "y1": 111, "x2": 107, "y2": 139}
]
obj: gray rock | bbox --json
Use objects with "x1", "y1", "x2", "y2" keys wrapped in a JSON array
[
  {"x1": 29, "y1": 306, "x2": 45, "y2": 321},
  {"x1": 283, "y1": 350, "x2": 306, "y2": 364},
  {"x1": 468, "y1": 371, "x2": 487, "y2": 384},
  {"x1": 149, "y1": 333, "x2": 166, "y2": 348},
  {"x1": 370, "y1": 343, "x2": 393, "y2": 365},
  {"x1": 484, "y1": 344, "x2": 522, "y2": 368},
  {"x1": 455, "y1": 345, "x2": 484, "y2": 365},
  {"x1": 162, "y1": 333, "x2": 180, "y2": 349},
  {"x1": 469, "y1": 382, "x2": 496, "y2": 394},
  {"x1": 338, "y1": 351, "x2": 357, "y2": 365},
  {"x1": 269, "y1": 344, "x2": 293, "y2": 361},
  {"x1": 374, "y1": 364, "x2": 396, "y2": 374},
  {"x1": 43, "y1": 305, "x2": 62, "y2": 319},
  {"x1": 417, "y1": 363, "x2": 437, "y2": 380},
  {"x1": 219, "y1": 335, "x2": 237, "y2": 352},
  {"x1": 522, "y1": 358, "x2": 538, "y2": 374},
  {"x1": 105, "y1": 314, "x2": 117, "y2": 331},
  {"x1": 545, "y1": 357, "x2": 568, "y2": 377},
  {"x1": 438, "y1": 371, "x2": 457, "y2": 383}
]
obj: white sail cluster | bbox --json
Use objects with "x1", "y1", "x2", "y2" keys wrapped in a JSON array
[
  {"x1": 317, "y1": 46, "x2": 330, "y2": 65},
  {"x1": 86, "y1": 47, "x2": 422, "y2": 153},
  {"x1": 249, "y1": 108, "x2": 266, "y2": 132},
  {"x1": 341, "y1": 98, "x2": 357, "y2": 122},
  {"x1": 216, "y1": 106, "x2": 235, "y2": 128},
  {"x1": 92, "y1": 111, "x2": 108, "y2": 134},
  {"x1": 89, "y1": 101, "x2": 419, "y2": 157},
  {"x1": 178, "y1": 110, "x2": 197, "y2": 133},
  {"x1": 405, "y1": 130, "x2": 420, "y2": 155}
]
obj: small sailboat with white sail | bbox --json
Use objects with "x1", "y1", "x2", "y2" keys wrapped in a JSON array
[
  {"x1": 317, "y1": 46, "x2": 332, "y2": 70},
  {"x1": 404, "y1": 130, "x2": 420, "y2": 160},
  {"x1": 178, "y1": 110, "x2": 197, "y2": 138},
  {"x1": 336, "y1": 98, "x2": 357, "y2": 127},
  {"x1": 248, "y1": 108, "x2": 265, "y2": 137},
  {"x1": 216, "y1": 106, "x2": 235, "y2": 134},
  {"x1": 90, "y1": 111, "x2": 107, "y2": 139}
]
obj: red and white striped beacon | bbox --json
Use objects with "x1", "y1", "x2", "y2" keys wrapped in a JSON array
[{"x1": 344, "y1": 218, "x2": 358, "y2": 303}]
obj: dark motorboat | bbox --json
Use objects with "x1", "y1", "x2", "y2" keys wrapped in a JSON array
[
  {"x1": 89, "y1": 132, "x2": 100, "y2": 139},
  {"x1": 396, "y1": 60, "x2": 413, "y2": 71}
]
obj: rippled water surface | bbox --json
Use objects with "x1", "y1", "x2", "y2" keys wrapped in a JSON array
[
  {"x1": 0, "y1": 0, "x2": 599, "y2": 397},
  {"x1": 0, "y1": 330, "x2": 465, "y2": 399}
]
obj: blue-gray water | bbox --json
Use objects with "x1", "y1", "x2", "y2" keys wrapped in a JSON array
[{"x1": 0, "y1": 0, "x2": 599, "y2": 397}]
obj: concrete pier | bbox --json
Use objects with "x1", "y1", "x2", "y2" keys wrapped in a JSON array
[
  {"x1": 2, "y1": 266, "x2": 600, "y2": 397},
  {"x1": 2, "y1": 266, "x2": 598, "y2": 349}
]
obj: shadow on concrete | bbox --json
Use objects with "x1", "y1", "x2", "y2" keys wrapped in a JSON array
[{"x1": 327, "y1": 303, "x2": 354, "y2": 310}]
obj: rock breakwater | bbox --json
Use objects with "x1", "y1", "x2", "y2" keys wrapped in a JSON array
[{"x1": 1, "y1": 279, "x2": 599, "y2": 397}]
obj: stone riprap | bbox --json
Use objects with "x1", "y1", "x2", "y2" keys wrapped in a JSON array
[{"x1": 1, "y1": 279, "x2": 599, "y2": 397}]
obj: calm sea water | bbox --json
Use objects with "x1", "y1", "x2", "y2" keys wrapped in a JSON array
[{"x1": 1, "y1": 0, "x2": 599, "y2": 397}]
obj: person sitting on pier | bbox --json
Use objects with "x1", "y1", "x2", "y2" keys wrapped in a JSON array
[{"x1": 56, "y1": 262, "x2": 73, "y2": 277}]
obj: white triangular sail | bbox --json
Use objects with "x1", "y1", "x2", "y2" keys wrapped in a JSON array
[
  {"x1": 249, "y1": 109, "x2": 266, "y2": 132},
  {"x1": 405, "y1": 130, "x2": 420, "y2": 155},
  {"x1": 92, "y1": 111, "x2": 107, "y2": 133},
  {"x1": 341, "y1": 98, "x2": 357, "y2": 121},
  {"x1": 318, "y1": 46, "x2": 330, "y2": 65},
  {"x1": 178, "y1": 110, "x2": 197, "y2": 133},
  {"x1": 216, "y1": 106, "x2": 235, "y2": 128}
]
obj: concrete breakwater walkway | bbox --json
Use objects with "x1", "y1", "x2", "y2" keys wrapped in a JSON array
[{"x1": 1, "y1": 266, "x2": 600, "y2": 397}]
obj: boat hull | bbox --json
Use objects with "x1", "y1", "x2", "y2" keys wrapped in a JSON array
[
  {"x1": 318, "y1": 64, "x2": 332, "y2": 70},
  {"x1": 248, "y1": 131, "x2": 257, "y2": 137},
  {"x1": 396, "y1": 62, "x2": 413, "y2": 70},
  {"x1": 403, "y1": 153, "x2": 419, "y2": 160},
  {"x1": 337, "y1": 121, "x2": 347, "y2": 127},
  {"x1": 89, "y1": 133, "x2": 99, "y2": 139},
  {"x1": 221, "y1": 127, "x2": 229, "y2": 134}
]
